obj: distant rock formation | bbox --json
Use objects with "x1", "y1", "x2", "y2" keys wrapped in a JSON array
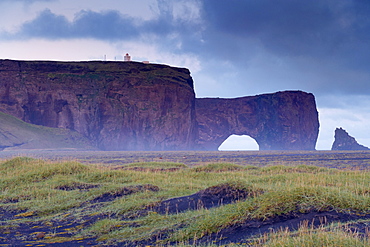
[
  {"x1": 196, "y1": 91, "x2": 319, "y2": 150},
  {"x1": 0, "y1": 59, "x2": 319, "y2": 151},
  {"x1": 0, "y1": 59, "x2": 196, "y2": 151},
  {"x1": 331, "y1": 127, "x2": 369, "y2": 151}
]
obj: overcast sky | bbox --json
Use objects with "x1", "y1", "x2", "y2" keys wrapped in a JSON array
[{"x1": 1, "y1": 0, "x2": 369, "y2": 150}]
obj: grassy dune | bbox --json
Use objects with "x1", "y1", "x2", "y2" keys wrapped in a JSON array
[{"x1": 0, "y1": 156, "x2": 369, "y2": 246}]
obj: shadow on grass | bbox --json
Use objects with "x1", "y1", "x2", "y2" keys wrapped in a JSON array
[{"x1": 198, "y1": 210, "x2": 370, "y2": 246}]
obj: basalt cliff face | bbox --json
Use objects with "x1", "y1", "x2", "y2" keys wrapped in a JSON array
[
  {"x1": 0, "y1": 60, "x2": 196, "y2": 150},
  {"x1": 0, "y1": 59, "x2": 319, "y2": 151},
  {"x1": 196, "y1": 91, "x2": 319, "y2": 150}
]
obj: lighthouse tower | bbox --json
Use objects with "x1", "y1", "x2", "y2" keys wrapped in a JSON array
[{"x1": 124, "y1": 53, "x2": 131, "y2": 62}]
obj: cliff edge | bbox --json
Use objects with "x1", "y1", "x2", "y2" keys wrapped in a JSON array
[{"x1": 0, "y1": 59, "x2": 319, "y2": 151}]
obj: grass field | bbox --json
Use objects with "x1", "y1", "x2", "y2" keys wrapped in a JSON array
[{"x1": 0, "y1": 150, "x2": 369, "y2": 246}]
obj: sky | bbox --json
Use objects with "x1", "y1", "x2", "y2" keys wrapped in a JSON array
[{"x1": 0, "y1": 0, "x2": 369, "y2": 150}]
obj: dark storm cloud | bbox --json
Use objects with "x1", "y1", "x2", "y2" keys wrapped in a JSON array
[
  {"x1": 2, "y1": 0, "x2": 369, "y2": 97},
  {"x1": 192, "y1": 0, "x2": 370, "y2": 97},
  {"x1": 0, "y1": 0, "x2": 54, "y2": 2},
  {"x1": 19, "y1": 9, "x2": 71, "y2": 38},
  {"x1": 4, "y1": 0, "x2": 370, "y2": 59},
  {"x1": 8, "y1": 9, "x2": 141, "y2": 40},
  {"x1": 200, "y1": 0, "x2": 370, "y2": 59},
  {"x1": 3, "y1": 5, "x2": 197, "y2": 42},
  {"x1": 72, "y1": 10, "x2": 140, "y2": 40},
  {"x1": 0, "y1": 4, "x2": 204, "y2": 62}
]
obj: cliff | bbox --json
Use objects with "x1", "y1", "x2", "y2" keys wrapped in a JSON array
[
  {"x1": 196, "y1": 91, "x2": 319, "y2": 150},
  {"x1": 0, "y1": 59, "x2": 319, "y2": 151},
  {"x1": 0, "y1": 59, "x2": 196, "y2": 150},
  {"x1": 331, "y1": 127, "x2": 369, "y2": 151}
]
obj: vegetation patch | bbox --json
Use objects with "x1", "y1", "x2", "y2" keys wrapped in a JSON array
[
  {"x1": 255, "y1": 218, "x2": 370, "y2": 247},
  {"x1": 54, "y1": 182, "x2": 100, "y2": 191},
  {"x1": 0, "y1": 153, "x2": 369, "y2": 246},
  {"x1": 122, "y1": 161, "x2": 187, "y2": 172},
  {"x1": 90, "y1": 184, "x2": 159, "y2": 203},
  {"x1": 200, "y1": 210, "x2": 370, "y2": 246},
  {"x1": 148, "y1": 182, "x2": 263, "y2": 215},
  {"x1": 192, "y1": 163, "x2": 246, "y2": 172}
]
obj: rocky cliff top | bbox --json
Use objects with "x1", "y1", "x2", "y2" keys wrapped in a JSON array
[{"x1": 0, "y1": 59, "x2": 194, "y2": 89}]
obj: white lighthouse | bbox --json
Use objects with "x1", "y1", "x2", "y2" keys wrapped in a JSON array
[{"x1": 124, "y1": 53, "x2": 131, "y2": 62}]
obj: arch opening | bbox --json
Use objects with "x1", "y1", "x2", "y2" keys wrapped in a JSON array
[{"x1": 218, "y1": 135, "x2": 259, "y2": 151}]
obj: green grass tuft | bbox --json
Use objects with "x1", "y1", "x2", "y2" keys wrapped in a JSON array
[
  {"x1": 258, "y1": 222, "x2": 370, "y2": 247},
  {"x1": 192, "y1": 163, "x2": 246, "y2": 172},
  {"x1": 124, "y1": 161, "x2": 187, "y2": 170}
]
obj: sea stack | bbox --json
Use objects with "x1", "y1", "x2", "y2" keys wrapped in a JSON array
[{"x1": 331, "y1": 127, "x2": 369, "y2": 151}]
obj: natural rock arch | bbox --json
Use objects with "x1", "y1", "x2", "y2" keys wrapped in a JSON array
[
  {"x1": 195, "y1": 91, "x2": 319, "y2": 151},
  {"x1": 219, "y1": 134, "x2": 259, "y2": 150}
]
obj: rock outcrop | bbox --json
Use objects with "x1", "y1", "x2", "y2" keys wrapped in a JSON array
[
  {"x1": 196, "y1": 91, "x2": 319, "y2": 150},
  {"x1": 0, "y1": 59, "x2": 196, "y2": 151},
  {"x1": 0, "y1": 59, "x2": 319, "y2": 151},
  {"x1": 331, "y1": 127, "x2": 369, "y2": 151}
]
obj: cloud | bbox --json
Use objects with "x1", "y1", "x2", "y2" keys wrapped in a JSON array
[
  {"x1": 4, "y1": 9, "x2": 140, "y2": 40},
  {"x1": 189, "y1": 0, "x2": 370, "y2": 99},
  {"x1": 2, "y1": 1, "x2": 203, "y2": 40},
  {"x1": 74, "y1": 10, "x2": 140, "y2": 40},
  {"x1": 0, "y1": 1, "x2": 205, "y2": 73},
  {"x1": 3, "y1": 1, "x2": 370, "y2": 63},
  {"x1": 0, "y1": 0, "x2": 54, "y2": 2},
  {"x1": 2, "y1": 0, "x2": 370, "y2": 98},
  {"x1": 19, "y1": 9, "x2": 71, "y2": 38},
  {"x1": 200, "y1": 0, "x2": 370, "y2": 58}
]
